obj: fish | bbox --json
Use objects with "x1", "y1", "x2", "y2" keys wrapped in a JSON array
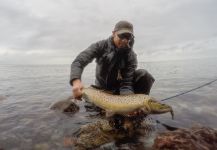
[{"x1": 82, "y1": 87, "x2": 174, "y2": 119}]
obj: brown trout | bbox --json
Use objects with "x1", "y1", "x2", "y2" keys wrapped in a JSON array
[{"x1": 82, "y1": 87, "x2": 174, "y2": 119}]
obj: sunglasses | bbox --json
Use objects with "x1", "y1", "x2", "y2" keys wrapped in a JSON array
[{"x1": 117, "y1": 33, "x2": 134, "y2": 40}]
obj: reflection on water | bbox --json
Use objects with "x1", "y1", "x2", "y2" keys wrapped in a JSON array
[{"x1": 0, "y1": 58, "x2": 217, "y2": 149}]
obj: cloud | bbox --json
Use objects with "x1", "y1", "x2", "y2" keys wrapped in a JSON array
[
  {"x1": 0, "y1": 0, "x2": 217, "y2": 64},
  {"x1": 138, "y1": 36, "x2": 217, "y2": 62}
]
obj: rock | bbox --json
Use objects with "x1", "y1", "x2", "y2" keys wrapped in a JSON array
[
  {"x1": 50, "y1": 97, "x2": 79, "y2": 113},
  {"x1": 153, "y1": 125, "x2": 217, "y2": 150},
  {"x1": 71, "y1": 119, "x2": 114, "y2": 150},
  {"x1": 72, "y1": 117, "x2": 156, "y2": 150}
]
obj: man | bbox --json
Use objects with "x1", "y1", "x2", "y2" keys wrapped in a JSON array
[{"x1": 70, "y1": 20, "x2": 155, "y2": 99}]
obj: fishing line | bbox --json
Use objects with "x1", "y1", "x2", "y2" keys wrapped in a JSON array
[{"x1": 160, "y1": 78, "x2": 217, "y2": 101}]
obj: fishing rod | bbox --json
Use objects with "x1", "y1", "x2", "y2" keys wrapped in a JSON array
[{"x1": 160, "y1": 78, "x2": 217, "y2": 101}]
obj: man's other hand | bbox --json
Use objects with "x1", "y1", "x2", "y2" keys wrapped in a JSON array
[{"x1": 72, "y1": 79, "x2": 83, "y2": 100}]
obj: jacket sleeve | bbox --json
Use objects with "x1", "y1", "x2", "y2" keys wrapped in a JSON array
[
  {"x1": 69, "y1": 41, "x2": 103, "y2": 86},
  {"x1": 119, "y1": 52, "x2": 138, "y2": 95}
]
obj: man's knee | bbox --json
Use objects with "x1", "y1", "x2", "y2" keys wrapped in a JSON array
[
  {"x1": 134, "y1": 69, "x2": 155, "y2": 83},
  {"x1": 133, "y1": 69, "x2": 155, "y2": 94}
]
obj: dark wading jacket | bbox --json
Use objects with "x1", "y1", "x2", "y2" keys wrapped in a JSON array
[{"x1": 70, "y1": 36, "x2": 138, "y2": 94}]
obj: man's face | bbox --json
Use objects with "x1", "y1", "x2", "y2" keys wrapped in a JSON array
[{"x1": 113, "y1": 31, "x2": 133, "y2": 49}]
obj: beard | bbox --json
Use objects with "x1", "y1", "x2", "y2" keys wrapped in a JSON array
[{"x1": 119, "y1": 41, "x2": 131, "y2": 49}]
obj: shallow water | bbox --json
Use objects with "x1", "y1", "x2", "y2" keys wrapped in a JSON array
[{"x1": 0, "y1": 58, "x2": 217, "y2": 149}]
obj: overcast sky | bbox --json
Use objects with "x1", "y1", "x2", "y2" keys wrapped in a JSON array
[{"x1": 0, "y1": 0, "x2": 217, "y2": 64}]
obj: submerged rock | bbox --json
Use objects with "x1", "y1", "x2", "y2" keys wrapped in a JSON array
[
  {"x1": 71, "y1": 117, "x2": 156, "y2": 150},
  {"x1": 153, "y1": 126, "x2": 217, "y2": 150},
  {"x1": 50, "y1": 97, "x2": 79, "y2": 113},
  {"x1": 72, "y1": 120, "x2": 115, "y2": 149}
]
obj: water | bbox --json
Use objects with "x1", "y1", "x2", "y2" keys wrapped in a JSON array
[{"x1": 0, "y1": 58, "x2": 217, "y2": 149}]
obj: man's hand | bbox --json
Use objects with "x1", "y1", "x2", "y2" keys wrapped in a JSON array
[{"x1": 72, "y1": 79, "x2": 83, "y2": 100}]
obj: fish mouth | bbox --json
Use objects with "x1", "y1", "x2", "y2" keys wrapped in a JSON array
[
  {"x1": 152, "y1": 107, "x2": 174, "y2": 119},
  {"x1": 148, "y1": 100, "x2": 174, "y2": 119},
  {"x1": 159, "y1": 105, "x2": 174, "y2": 119}
]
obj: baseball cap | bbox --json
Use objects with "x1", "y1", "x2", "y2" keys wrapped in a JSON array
[{"x1": 114, "y1": 20, "x2": 134, "y2": 35}]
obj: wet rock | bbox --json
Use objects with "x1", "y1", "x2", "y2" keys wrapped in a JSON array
[
  {"x1": 72, "y1": 117, "x2": 156, "y2": 150},
  {"x1": 72, "y1": 119, "x2": 115, "y2": 149},
  {"x1": 50, "y1": 97, "x2": 79, "y2": 113},
  {"x1": 153, "y1": 125, "x2": 217, "y2": 150}
]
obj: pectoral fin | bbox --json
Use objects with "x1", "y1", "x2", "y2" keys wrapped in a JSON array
[
  {"x1": 140, "y1": 107, "x2": 150, "y2": 114},
  {"x1": 105, "y1": 110, "x2": 115, "y2": 118}
]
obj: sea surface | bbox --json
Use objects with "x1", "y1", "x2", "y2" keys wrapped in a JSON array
[{"x1": 0, "y1": 57, "x2": 217, "y2": 149}]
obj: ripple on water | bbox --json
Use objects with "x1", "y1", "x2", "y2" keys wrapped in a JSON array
[{"x1": 1, "y1": 59, "x2": 217, "y2": 149}]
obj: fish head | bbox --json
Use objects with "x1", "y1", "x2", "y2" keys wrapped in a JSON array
[{"x1": 143, "y1": 97, "x2": 174, "y2": 119}]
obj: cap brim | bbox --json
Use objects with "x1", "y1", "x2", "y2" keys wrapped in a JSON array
[{"x1": 116, "y1": 29, "x2": 133, "y2": 35}]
